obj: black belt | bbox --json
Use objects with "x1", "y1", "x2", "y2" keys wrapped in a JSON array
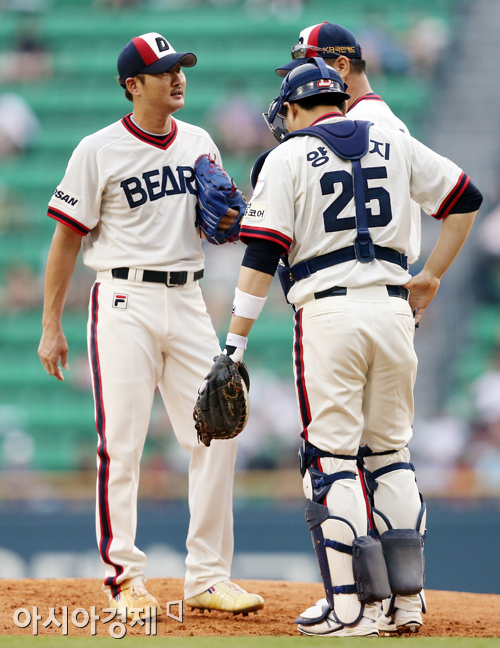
[
  {"x1": 314, "y1": 284, "x2": 409, "y2": 301},
  {"x1": 112, "y1": 267, "x2": 204, "y2": 286}
]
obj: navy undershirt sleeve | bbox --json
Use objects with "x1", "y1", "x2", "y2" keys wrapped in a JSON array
[
  {"x1": 241, "y1": 238, "x2": 283, "y2": 276},
  {"x1": 449, "y1": 179, "x2": 483, "y2": 214}
]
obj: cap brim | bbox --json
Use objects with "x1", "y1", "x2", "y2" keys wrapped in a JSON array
[
  {"x1": 275, "y1": 59, "x2": 305, "y2": 78},
  {"x1": 143, "y1": 52, "x2": 197, "y2": 75}
]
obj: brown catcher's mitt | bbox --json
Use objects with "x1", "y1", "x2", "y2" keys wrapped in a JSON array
[{"x1": 193, "y1": 354, "x2": 250, "y2": 447}]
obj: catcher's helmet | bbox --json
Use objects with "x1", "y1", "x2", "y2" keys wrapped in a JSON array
[{"x1": 265, "y1": 57, "x2": 350, "y2": 142}]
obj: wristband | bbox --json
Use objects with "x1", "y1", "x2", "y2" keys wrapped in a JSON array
[
  {"x1": 232, "y1": 287, "x2": 267, "y2": 320},
  {"x1": 226, "y1": 332, "x2": 248, "y2": 350}
]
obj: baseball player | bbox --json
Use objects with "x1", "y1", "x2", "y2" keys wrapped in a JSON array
[
  {"x1": 276, "y1": 22, "x2": 422, "y2": 266},
  {"x1": 273, "y1": 21, "x2": 425, "y2": 632},
  {"x1": 37, "y1": 32, "x2": 264, "y2": 617},
  {"x1": 216, "y1": 60, "x2": 482, "y2": 636}
]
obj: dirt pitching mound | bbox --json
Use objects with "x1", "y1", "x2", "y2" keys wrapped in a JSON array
[{"x1": 1, "y1": 579, "x2": 499, "y2": 638}]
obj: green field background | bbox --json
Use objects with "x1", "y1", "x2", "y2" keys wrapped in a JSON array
[{"x1": 2, "y1": 637, "x2": 500, "y2": 647}]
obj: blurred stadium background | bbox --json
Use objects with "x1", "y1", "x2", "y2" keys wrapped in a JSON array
[{"x1": 1, "y1": 0, "x2": 500, "y2": 593}]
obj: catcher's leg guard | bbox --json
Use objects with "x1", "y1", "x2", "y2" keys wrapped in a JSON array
[
  {"x1": 300, "y1": 441, "x2": 392, "y2": 625},
  {"x1": 360, "y1": 447, "x2": 425, "y2": 597},
  {"x1": 305, "y1": 499, "x2": 391, "y2": 626}
]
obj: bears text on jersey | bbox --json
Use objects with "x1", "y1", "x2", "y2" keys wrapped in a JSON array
[{"x1": 120, "y1": 165, "x2": 197, "y2": 208}]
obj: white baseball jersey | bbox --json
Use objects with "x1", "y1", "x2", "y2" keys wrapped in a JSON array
[
  {"x1": 48, "y1": 113, "x2": 237, "y2": 601},
  {"x1": 347, "y1": 93, "x2": 408, "y2": 132},
  {"x1": 47, "y1": 114, "x2": 220, "y2": 272},
  {"x1": 241, "y1": 114, "x2": 468, "y2": 306},
  {"x1": 347, "y1": 94, "x2": 421, "y2": 264}
]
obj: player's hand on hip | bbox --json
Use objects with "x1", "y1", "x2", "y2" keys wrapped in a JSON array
[
  {"x1": 38, "y1": 325, "x2": 69, "y2": 381},
  {"x1": 217, "y1": 207, "x2": 239, "y2": 232},
  {"x1": 403, "y1": 269, "x2": 440, "y2": 325}
]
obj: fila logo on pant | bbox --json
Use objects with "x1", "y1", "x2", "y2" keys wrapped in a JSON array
[{"x1": 113, "y1": 294, "x2": 128, "y2": 309}]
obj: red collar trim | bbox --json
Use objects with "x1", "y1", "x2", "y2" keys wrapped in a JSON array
[
  {"x1": 347, "y1": 93, "x2": 384, "y2": 112},
  {"x1": 310, "y1": 112, "x2": 345, "y2": 126},
  {"x1": 121, "y1": 114, "x2": 178, "y2": 150}
]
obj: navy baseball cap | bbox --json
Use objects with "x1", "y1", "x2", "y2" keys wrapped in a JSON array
[
  {"x1": 276, "y1": 22, "x2": 362, "y2": 77},
  {"x1": 117, "y1": 32, "x2": 197, "y2": 88}
]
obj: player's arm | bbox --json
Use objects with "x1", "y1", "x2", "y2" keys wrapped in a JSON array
[
  {"x1": 224, "y1": 239, "x2": 283, "y2": 361},
  {"x1": 38, "y1": 222, "x2": 82, "y2": 380},
  {"x1": 404, "y1": 184, "x2": 481, "y2": 323},
  {"x1": 403, "y1": 135, "x2": 483, "y2": 323},
  {"x1": 229, "y1": 267, "x2": 274, "y2": 335},
  {"x1": 225, "y1": 147, "x2": 293, "y2": 354}
]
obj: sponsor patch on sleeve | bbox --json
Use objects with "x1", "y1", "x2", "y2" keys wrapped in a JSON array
[
  {"x1": 52, "y1": 187, "x2": 80, "y2": 212},
  {"x1": 244, "y1": 202, "x2": 267, "y2": 220}
]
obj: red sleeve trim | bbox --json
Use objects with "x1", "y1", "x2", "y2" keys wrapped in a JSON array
[
  {"x1": 48, "y1": 207, "x2": 90, "y2": 235},
  {"x1": 239, "y1": 225, "x2": 291, "y2": 252},
  {"x1": 433, "y1": 172, "x2": 470, "y2": 220}
]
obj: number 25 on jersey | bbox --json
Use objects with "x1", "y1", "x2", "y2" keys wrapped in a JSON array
[{"x1": 320, "y1": 166, "x2": 392, "y2": 232}]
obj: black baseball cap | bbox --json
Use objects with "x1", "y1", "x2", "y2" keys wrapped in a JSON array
[
  {"x1": 276, "y1": 22, "x2": 362, "y2": 78},
  {"x1": 117, "y1": 32, "x2": 197, "y2": 88}
]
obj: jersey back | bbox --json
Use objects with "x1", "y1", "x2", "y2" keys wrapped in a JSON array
[{"x1": 241, "y1": 116, "x2": 466, "y2": 306}]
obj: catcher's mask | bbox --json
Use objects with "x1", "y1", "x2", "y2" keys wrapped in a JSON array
[{"x1": 263, "y1": 57, "x2": 350, "y2": 142}]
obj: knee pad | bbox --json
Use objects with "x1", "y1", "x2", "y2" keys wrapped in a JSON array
[
  {"x1": 305, "y1": 499, "x2": 391, "y2": 626},
  {"x1": 299, "y1": 440, "x2": 358, "y2": 503},
  {"x1": 360, "y1": 446, "x2": 425, "y2": 533}
]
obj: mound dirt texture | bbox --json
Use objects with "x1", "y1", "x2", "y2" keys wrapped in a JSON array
[{"x1": 1, "y1": 579, "x2": 499, "y2": 638}]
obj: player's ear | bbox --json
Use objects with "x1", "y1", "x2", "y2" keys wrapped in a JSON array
[
  {"x1": 126, "y1": 76, "x2": 141, "y2": 97},
  {"x1": 283, "y1": 101, "x2": 299, "y2": 131},
  {"x1": 332, "y1": 55, "x2": 349, "y2": 79},
  {"x1": 288, "y1": 102, "x2": 299, "y2": 120}
]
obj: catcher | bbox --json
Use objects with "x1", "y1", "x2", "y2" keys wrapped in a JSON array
[{"x1": 196, "y1": 59, "x2": 481, "y2": 637}]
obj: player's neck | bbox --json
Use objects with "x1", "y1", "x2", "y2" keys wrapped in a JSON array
[
  {"x1": 131, "y1": 108, "x2": 173, "y2": 135},
  {"x1": 345, "y1": 75, "x2": 373, "y2": 109}
]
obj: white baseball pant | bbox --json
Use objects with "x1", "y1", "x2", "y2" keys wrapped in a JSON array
[
  {"x1": 294, "y1": 284, "x2": 422, "y2": 529},
  {"x1": 295, "y1": 284, "x2": 424, "y2": 619},
  {"x1": 87, "y1": 271, "x2": 237, "y2": 600}
]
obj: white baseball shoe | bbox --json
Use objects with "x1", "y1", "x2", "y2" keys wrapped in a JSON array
[
  {"x1": 377, "y1": 607, "x2": 423, "y2": 636},
  {"x1": 185, "y1": 580, "x2": 264, "y2": 615},
  {"x1": 109, "y1": 584, "x2": 162, "y2": 620},
  {"x1": 295, "y1": 599, "x2": 379, "y2": 637}
]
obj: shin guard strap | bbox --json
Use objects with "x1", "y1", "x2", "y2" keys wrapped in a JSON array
[
  {"x1": 333, "y1": 585, "x2": 358, "y2": 595},
  {"x1": 304, "y1": 440, "x2": 358, "y2": 461},
  {"x1": 365, "y1": 462, "x2": 414, "y2": 491},
  {"x1": 312, "y1": 470, "x2": 357, "y2": 489},
  {"x1": 324, "y1": 539, "x2": 353, "y2": 555}
]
